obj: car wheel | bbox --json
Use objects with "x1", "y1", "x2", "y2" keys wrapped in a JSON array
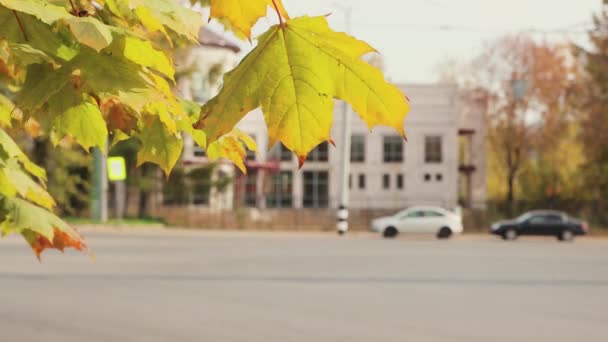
[
  {"x1": 558, "y1": 229, "x2": 574, "y2": 242},
  {"x1": 502, "y1": 228, "x2": 518, "y2": 241},
  {"x1": 437, "y1": 227, "x2": 453, "y2": 239},
  {"x1": 383, "y1": 226, "x2": 399, "y2": 239}
]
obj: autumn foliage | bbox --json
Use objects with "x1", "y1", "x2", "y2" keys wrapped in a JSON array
[{"x1": 0, "y1": 0, "x2": 409, "y2": 257}]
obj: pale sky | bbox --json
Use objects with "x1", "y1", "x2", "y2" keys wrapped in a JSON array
[{"x1": 236, "y1": 0, "x2": 601, "y2": 83}]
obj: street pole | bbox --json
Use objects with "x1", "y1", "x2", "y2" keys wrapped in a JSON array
[
  {"x1": 335, "y1": 3, "x2": 352, "y2": 235},
  {"x1": 91, "y1": 140, "x2": 109, "y2": 222}
]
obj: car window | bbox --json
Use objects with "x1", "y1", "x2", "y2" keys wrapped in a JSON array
[
  {"x1": 424, "y1": 211, "x2": 444, "y2": 217},
  {"x1": 401, "y1": 211, "x2": 424, "y2": 219},
  {"x1": 544, "y1": 214, "x2": 563, "y2": 222},
  {"x1": 516, "y1": 213, "x2": 532, "y2": 222},
  {"x1": 528, "y1": 214, "x2": 563, "y2": 224},
  {"x1": 527, "y1": 215, "x2": 545, "y2": 224}
]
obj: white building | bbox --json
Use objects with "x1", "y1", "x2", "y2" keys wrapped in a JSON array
[
  {"x1": 159, "y1": 28, "x2": 487, "y2": 228},
  {"x1": 233, "y1": 84, "x2": 461, "y2": 211}
]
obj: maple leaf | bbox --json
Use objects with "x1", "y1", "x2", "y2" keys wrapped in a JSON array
[
  {"x1": 133, "y1": 0, "x2": 203, "y2": 42},
  {"x1": 0, "y1": 0, "x2": 70, "y2": 25},
  {"x1": 2, "y1": 159, "x2": 55, "y2": 209},
  {"x1": 197, "y1": 16, "x2": 409, "y2": 161},
  {"x1": 0, "y1": 128, "x2": 46, "y2": 179},
  {"x1": 50, "y1": 98, "x2": 109, "y2": 152},
  {"x1": 0, "y1": 93, "x2": 14, "y2": 127},
  {"x1": 65, "y1": 16, "x2": 114, "y2": 52},
  {"x1": 0, "y1": 6, "x2": 78, "y2": 61},
  {"x1": 136, "y1": 116, "x2": 183, "y2": 176},
  {"x1": 207, "y1": 129, "x2": 257, "y2": 173},
  {"x1": 121, "y1": 36, "x2": 174, "y2": 80},
  {"x1": 209, "y1": 0, "x2": 290, "y2": 39},
  {"x1": 1, "y1": 197, "x2": 87, "y2": 260},
  {"x1": 101, "y1": 98, "x2": 138, "y2": 133},
  {"x1": 6, "y1": 43, "x2": 52, "y2": 67}
]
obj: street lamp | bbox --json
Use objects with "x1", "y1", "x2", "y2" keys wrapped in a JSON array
[{"x1": 333, "y1": 2, "x2": 352, "y2": 235}]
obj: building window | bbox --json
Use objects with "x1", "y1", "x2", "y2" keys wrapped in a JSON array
[
  {"x1": 424, "y1": 173, "x2": 431, "y2": 182},
  {"x1": 269, "y1": 143, "x2": 292, "y2": 162},
  {"x1": 383, "y1": 174, "x2": 390, "y2": 189},
  {"x1": 193, "y1": 146, "x2": 206, "y2": 157},
  {"x1": 425, "y1": 135, "x2": 443, "y2": 163},
  {"x1": 307, "y1": 142, "x2": 329, "y2": 162},
  {"x1": 383, "y1": 136, "x2": 403, "y2": 162},
  {"x1": 266, "y1": 171, "x2": 293, "y2": 208},
  {"x1": 162, "y1": 168, "x2": 188, "y2": 205},
  {"x1": 436, "y1": 173, "x2": 443, "y2": 182},
  {"x1": 397, "y1": 174, "x2": 404, "y2": 189},
  {"x1": 190, "y1": 167, "x2": 212, "y2": 205},
  {"x1": 244, "y1": 170, "x2": 258, "y2": 207},
  {"x1": 358, "y1": 174, "x2": 366, "y2": 189},
  {"x1": 349, "y1": 174, "x2": 352, "y2": 189},
  {"x1": 350, "y1": 135, "x2": 365, "y2": 162},
  {"x1": 303, "y1": 171, "x2": 329, "y2": 208}
]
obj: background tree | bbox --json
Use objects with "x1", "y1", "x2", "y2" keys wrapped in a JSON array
[
  {"x1": 575, "y1": 0, "x2": 608, "y2": 224},
  {"x1": 447, "y1": 35, "x2": 572, "y2": 214}
]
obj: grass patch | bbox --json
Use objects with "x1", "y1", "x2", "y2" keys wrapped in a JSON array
[{"x1": 64, "y1": 216, "x2": 166, "y2": 226}]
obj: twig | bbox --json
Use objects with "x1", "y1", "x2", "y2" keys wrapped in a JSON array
[
  {"x1": 68, "y1": 0, "x2": 77, "y2": 16},
  {"x1": 12, "y1": 10, "x2": 28, "y2": 42}
]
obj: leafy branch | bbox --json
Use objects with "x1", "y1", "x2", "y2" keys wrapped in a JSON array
[{"x1": 0, "y1": 0, "x2": 408, "y2": 258}]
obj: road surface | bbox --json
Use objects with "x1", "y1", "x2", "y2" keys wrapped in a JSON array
[{"x1": 1, "y1": 230, "x2": 608, "y2": 341}]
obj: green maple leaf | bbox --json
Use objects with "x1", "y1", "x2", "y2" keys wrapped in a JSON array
[
  {"x1": 66, "y1": 16, "x2": 113, "y2": 52},
  {"x1": 0, "y1": 197, "x2": 87, "y2": 259},
  {"x1": 17, "y1": 49, "x2": 162, "y2": 112},
  {"x1": 197, "y1": 16, "x2": 409, "y2": 162},
  {"x1": 0, "y1": 94, "x2": 14, "y2": 127},
  {"x1": 1, "y1": 197, "x2": 58, "y2": 240},
  {"x1": 136, "y1": 116, "x2": 183, "y2": 175},
  {"x1": 0, "y1": 6, "x2": 77, "y2": 61},
  {"x1": 49, "y1": 96, "x2": 109, "y2": 152},
  {"x1": 0, "y1": 167, "x2": 17, "y2": 197},
  {"x1": 133, "y1": 0, "x2": 203, "y2": 41},
  {"x1": 0, "y1": 128, "x2": 46, "y2": 180},
  {"x1": 6, "y1": 43, "x2": 52, "y2": 67},
  {"x1": 122, "y1": 36, "x2": 174, "y2": 79},
  {"x1": 2, "y1": 159, "x2": 55, "y2": 209},
  {"x1": 0, "y1": 0, "x2": 70, "y2": 25},
  {"x1": 177, "y1": 98, "x2": 208, "y2": 148},
  {"x1": 16, "y1": 63, "x2": 72, "y2": 113}
]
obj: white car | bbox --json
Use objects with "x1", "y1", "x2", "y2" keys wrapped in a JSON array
[{"x1": 371, "y1": 206, "x2": 463, "y2": 239}]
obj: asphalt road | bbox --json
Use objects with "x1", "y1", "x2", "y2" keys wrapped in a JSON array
[{"x1": 1, "y1": 230, "x2": 608, "y2": 342}]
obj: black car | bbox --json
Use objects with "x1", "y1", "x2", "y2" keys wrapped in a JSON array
[{"x1": 490, "y1": 210, "x2": 588, "y2": 241}]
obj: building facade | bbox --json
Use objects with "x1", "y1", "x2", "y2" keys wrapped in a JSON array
[
  {"x1": 177, "y1": 83, "x2": 482, "y2": 213},
  {"x1": 154, "y1": 28, "x2": 487, "y2": 228}
]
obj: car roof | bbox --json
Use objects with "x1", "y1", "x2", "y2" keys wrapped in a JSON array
[
  {"x1": 524, "y1": 210, "x2": 567, "y2": 216},
  {"x1": 404, "y1": 206, "x2": 451, "y2": 213}
]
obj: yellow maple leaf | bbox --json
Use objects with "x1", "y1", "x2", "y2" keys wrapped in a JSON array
[
  {"x1": 207, "y1": 129, "x2": 257, "y2": 173},
  {"x1": 197, "y1": 16, "x2": 409, "y2": 163},
  {"x1": 209, "y1": 0, "x2": 290, "y2": 39}
]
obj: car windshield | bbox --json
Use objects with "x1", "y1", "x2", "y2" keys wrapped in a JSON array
[
  {"x1": 516, "y1": 213, "x2": 533, "y2": 222},
  {"x1": 395, "y1": 208, "x2": 412, "y2": 217}
]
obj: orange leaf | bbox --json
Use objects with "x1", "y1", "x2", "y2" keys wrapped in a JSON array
[
  {"x1": 29, "y1": 227, "x2": 88, "y2": 261},
  {"x1": 101, "y1": 99, "x2": 137, "y2": 133}
]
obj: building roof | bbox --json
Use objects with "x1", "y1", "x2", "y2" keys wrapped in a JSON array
[{"x1": 198, "y1": 27, "x2": 241, "y2": 53}]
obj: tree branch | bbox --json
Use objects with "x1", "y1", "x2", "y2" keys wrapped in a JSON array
[{"x1": 68, "y1": 0, "x2": 77, "y2": 16}]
